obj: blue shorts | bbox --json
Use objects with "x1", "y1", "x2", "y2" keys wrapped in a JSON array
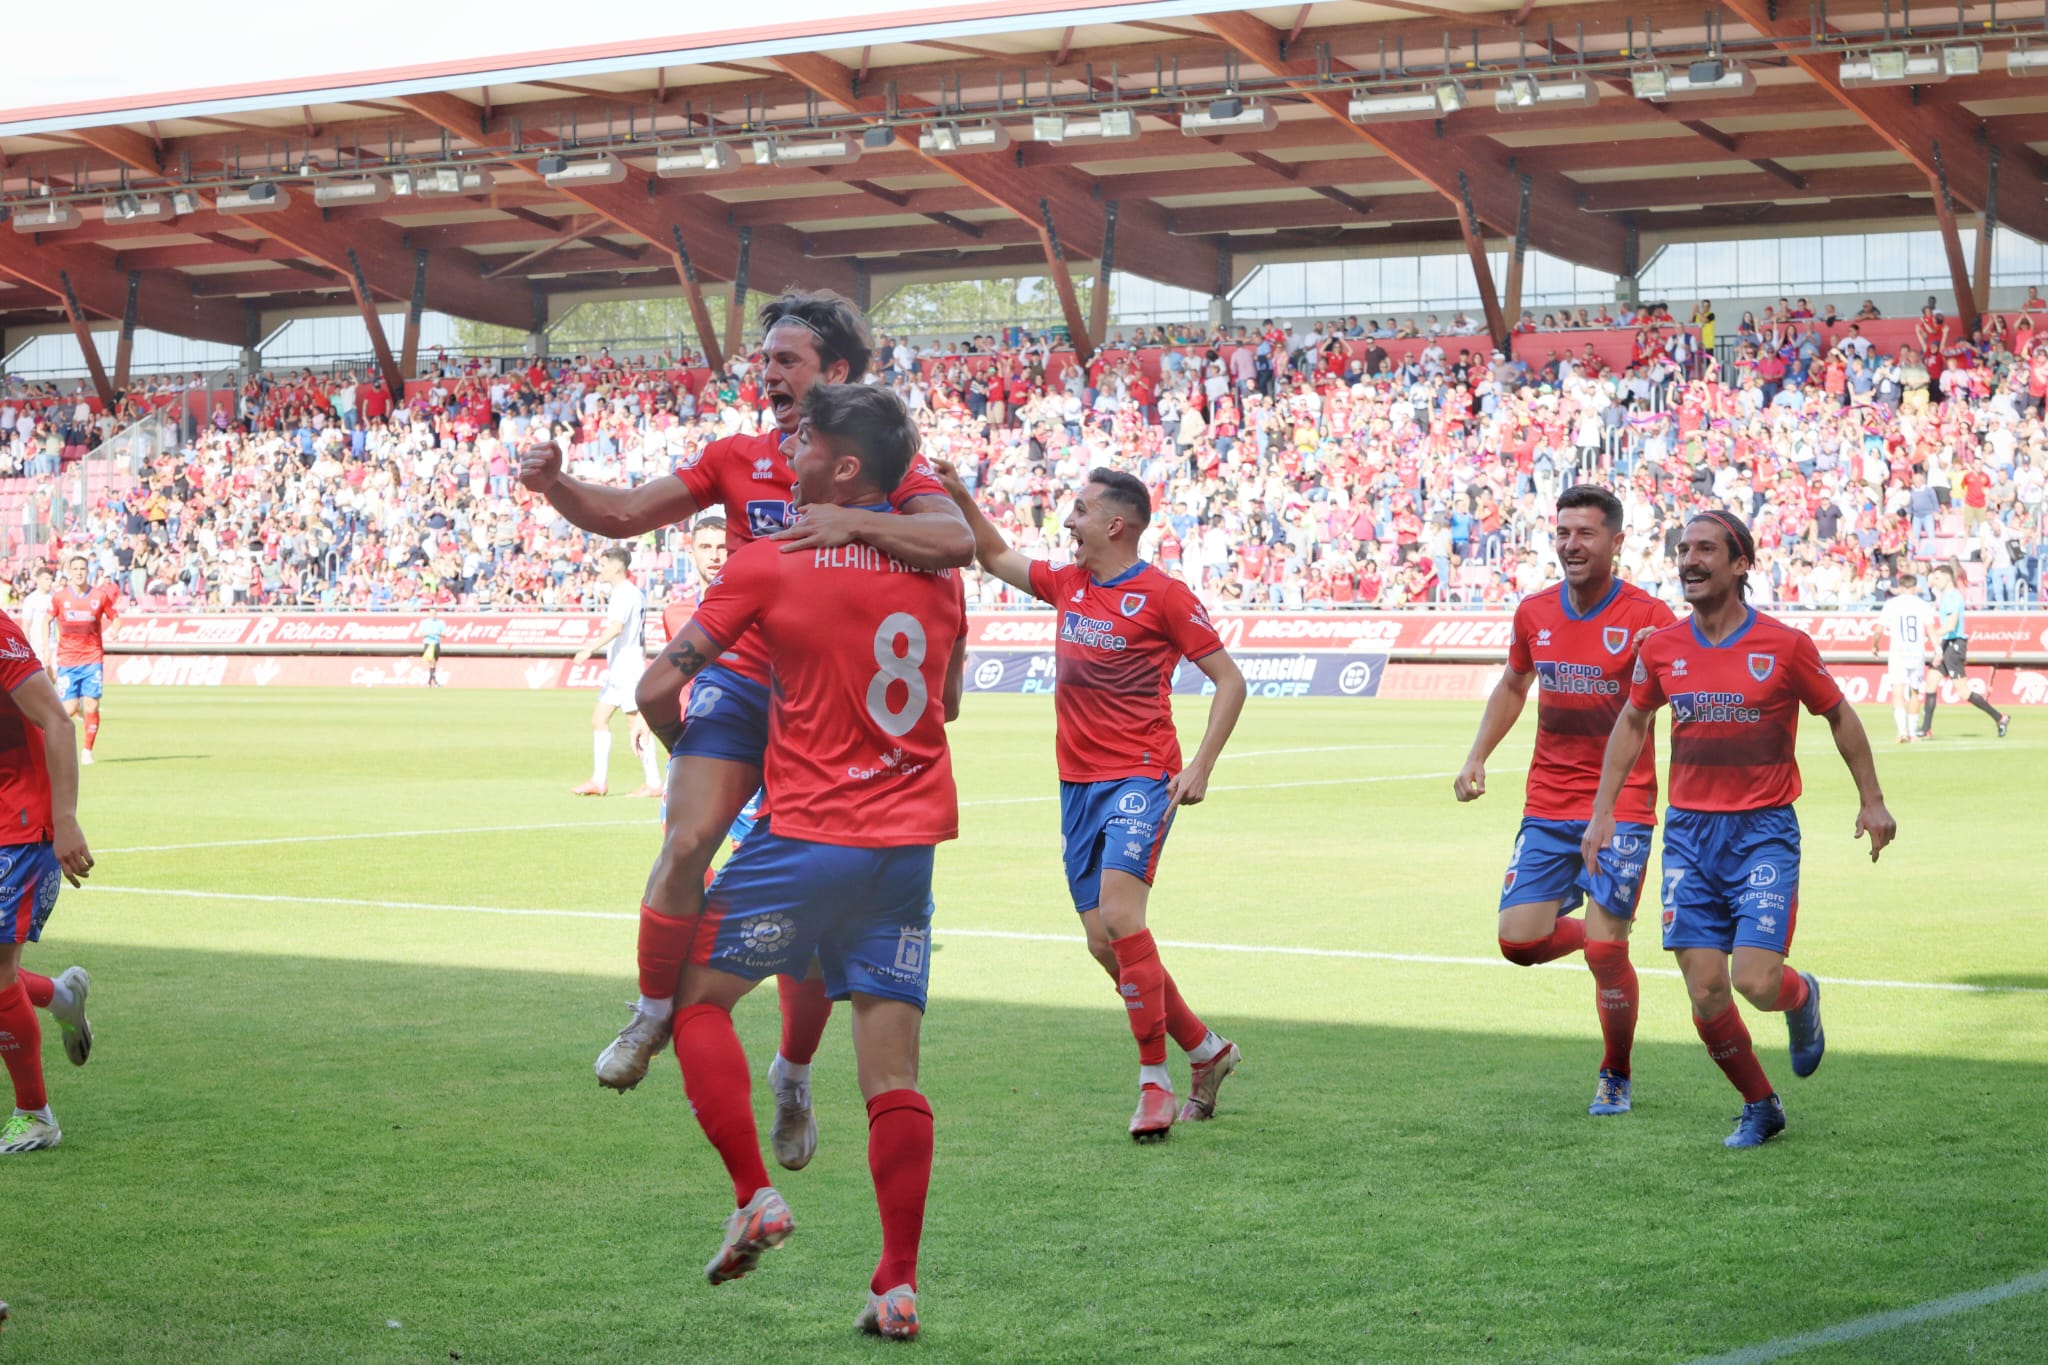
[
  {"x1": 1659, "y1": 806, "x2": 1801, "y2": 955},
  {"x1": 673, "y1": 664, "x2": 770, "y2": 766},
  {"x1": 1500, "y1": 816, "x2": 1652, "y2": 919},
  {"x1": 729, "y1": 787, "x2": 764, "y2": 846},
  {"x1": 0, "y1": 843, "x2": 63, "y2": 945},
  {"x1": 695, "y1": 819, "x2": 936, "y2": 1009},
  {"x1": 1059, "y1": 776, "x2": 1175, "y2": 914},
  {"x1": 55, "y1": 664, "x2": 102, "y2": 702}
]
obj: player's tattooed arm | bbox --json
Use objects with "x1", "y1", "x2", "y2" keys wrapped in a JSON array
[{"x1": 636, "y1": 622, "x2": 721, "y2": 754}]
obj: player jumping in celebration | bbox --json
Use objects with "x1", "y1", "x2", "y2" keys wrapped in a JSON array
[
  {"x1": 1873, "y1": 573, "x2": 1936, "y2": 743},
  {"x1": 1921, "y1": 565, "x2": 2010, "y2": 740},
  {"x1": 661, "y1": 516, "x2": 766, "y2": 855},
  {"x1": 519, "y1": 290, "x2": 971, "y2": 1166},
  {"x1": 569, "y1": 547, "x2": 662, "y2": 798},
  {"x1": 50, "y1": 556, "x2": 118, "y2": 766},
  {"x1": 1584, "y1": 510, "x2": 1895, "y2": 1148},
  {"x1": 0, "y1": 606, "x2": 98, "y2": 1155},
  {"x1": 934, "y1": 459, "x2": 1248, "y2": 1141},
  {"x1": 635, "y1": 386, "x2": 964, "y2": 1337},
  {"x1": 1455, "y1": 486, "x2": 1675, "y2": 1116}
]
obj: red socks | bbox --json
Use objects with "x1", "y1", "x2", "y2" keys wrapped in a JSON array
[
  {"x1": 673, "y1": 1002, "x2": 770, "y2": 1207},
  {"x1": 82, "y1": 712, "x2": 100, "y2": 752},
  {"x1": 1764, "y1": 965, "x2": 1811, "y2": 1014},
  {"x1": 1161, "y1": 971, "x2": 1208, "y2": 1053},
  {"x1": 1498, "y1": 916, "x2": 1588, "y2": 966},
  {"x1": 1694, "y1": 1003, "x2": 1775, "y2": 1103},
  {"x1": 1583, "y1": 941, "x2": 1638, "y2": 1077},
  {"x1": 865, "y1": 1089, "x2": 933, "y2": 1293},
  {"x1": 1109, "y1": 929, "x2": 1168, "y2": 1066},
  {"x1": 636, "y1": 903, "x2": 693, "y2": 1004},
  {"x1": 777, "y1": 975, "x2": 833, "y2": 1065},
  {"x1": 0, "y1": 980, "x2": 46, "y2": 1111},
  {"x1": 18, "y1": 970, "x2": 54, "y2": 1010}
]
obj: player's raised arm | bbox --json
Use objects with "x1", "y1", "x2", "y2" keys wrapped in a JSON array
[
  {"x1": 1823, "y1": 700, "x2": 1896, "y2": 861},
  {"x1": 1455, "y1": 666, "x2": 1535, "y2": 802},
  {"x1": 9, "y1": 672, "x2": 89, "y2": 885},
  {"x1": 925, "y1": 459, "x2": 1035, "y2": 593},
  {"x1": 770, "y1": 492, "x2": 973, "y2": 569},
  {"x1": 1580, "y1": 701, "x2": 1652, "y2": 877},
  {"x1": 1168, "y1": 648, "x2": 1247, "y2": 806},
  {"x1": 520, "y1": 438, "x2": 700, "y2": 538}
]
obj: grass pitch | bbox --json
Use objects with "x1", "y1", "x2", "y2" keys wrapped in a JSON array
[{"x1": 3, "y1": 688, "x2": 2045, "y2": 1363}]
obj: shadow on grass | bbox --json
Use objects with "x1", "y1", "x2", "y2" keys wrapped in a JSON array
[
  {"x1": 1, "y1": 943, "x2": 2044, "y2": 1365},
  {"x1": 93, "y1": 754, "x2": 212, "y2": 765},
  {"x1": 1954, "y1": 973, "x2": 2048, "y2": 992}
]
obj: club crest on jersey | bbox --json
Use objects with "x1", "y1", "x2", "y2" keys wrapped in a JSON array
[
  {"x1": 1748, "y1": 653, "x2": 1776, "y2": 682},
  {"x1": 1603, "y1": 626, "x2": 1629, "y2": 655},
  {"x1": 1119, "y1": 592, "x2": 1147, "y2": 617}
]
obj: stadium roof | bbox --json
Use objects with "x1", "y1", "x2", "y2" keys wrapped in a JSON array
[{"x1": 3, "y1": 0, "x2": 2047, "y2": 392}]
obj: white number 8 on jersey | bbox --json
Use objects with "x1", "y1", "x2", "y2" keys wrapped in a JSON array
[{"x1": 867, "y1": 612, "x2": 929, "y2": 738}]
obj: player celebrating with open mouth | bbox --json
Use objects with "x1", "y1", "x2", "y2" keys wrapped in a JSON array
[
  {"x1": 520, "y1": 292, "x2": 971, "y2": 1177},
  {"x1": 933, "y1": 459, "x2": 1247, "y2": 1142},
  {"x1": 1456, "y1": 486, "x2": 1675, "y2": 1117},
  {"x1": 1584, "y1": 510, "x2": 1895, "y2": 1148}
]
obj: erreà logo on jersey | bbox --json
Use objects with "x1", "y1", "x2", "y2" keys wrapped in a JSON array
[{"x1": 751, "y1": 455, "x2": 778, "y2": 480}]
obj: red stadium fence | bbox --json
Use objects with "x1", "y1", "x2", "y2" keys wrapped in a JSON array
[{"x1": 102, "y1": 609, "x2": 2048, "y2": 707}]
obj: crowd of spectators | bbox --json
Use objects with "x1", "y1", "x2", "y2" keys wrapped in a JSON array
[{"x1": 3, "y1": 289, "x2": 2047, "y2": 617}]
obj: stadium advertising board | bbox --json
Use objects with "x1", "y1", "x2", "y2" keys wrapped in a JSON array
[{"x1": 110, "y1": 610, "x2": 2048, "y2": 664}]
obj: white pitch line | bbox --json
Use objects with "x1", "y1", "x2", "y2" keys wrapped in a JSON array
[
  {"x1": 77, "y1": 887, "x2": 2048, "y2": 997},
  {"x1": 98, "y1": 767, "x2": 1501, "y2": 851},
  {"x1": 1682, "y1": 1266, "x2": 2048, "y2": 1364}
]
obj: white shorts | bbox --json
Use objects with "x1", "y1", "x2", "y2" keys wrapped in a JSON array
[
  {"x1": 1887, "y1": 662, "x2": 1926, "y2": 695},
  {"x1": 601, "y1": 666, "x2": 644, "y2": 713}
]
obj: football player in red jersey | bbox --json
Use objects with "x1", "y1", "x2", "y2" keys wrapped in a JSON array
[
  {"x1": 1585, "y1": 510, "x2": 1895, "y2": 1148},
  {"x1": 0, "y1": 608, "x2": 98, "y2": 1155},
  {"x1": 520, "y1": 292, "x2": 971, "y2": 1170},
  {"x1": 49, "y1": 556, "x2": 119, "y2": 766},
  {"x1": 1456, "y1": 486, "x2": 1675, "y2": 1116},
  {"x1": 635, "y1": 385, "x2": 964, "y2": 1338},
  {"x1": 933, "y1": 459, "x2": 1249, "y2": 1141}
]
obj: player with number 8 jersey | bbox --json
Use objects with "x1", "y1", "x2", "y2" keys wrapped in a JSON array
[{"x1": 634, "y1": 385, "x2": 963, "y2": 1339}]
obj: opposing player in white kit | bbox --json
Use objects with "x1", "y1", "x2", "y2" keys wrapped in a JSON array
[
  {"x1": 19, "y1": 566, "x2": 54, "y2": 676},
  {"x1": 1872, "y1": 573, "x2": 1937, "y2": 743},
  {"x1": 572, "y1": 547, "x2": 663, "y2": 797}
]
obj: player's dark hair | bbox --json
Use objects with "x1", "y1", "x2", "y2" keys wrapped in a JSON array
[
  {"x1": 758, "y1": 289, "x2": 872, "y2": 383},
  {"x1": 600, "y1": 546, "x2": 632, "y2": 572},
  {"x1": 1087, "y1": 468, "x2": 1152, "y2": 534},
  {"x1": 1555, "y1": 484, "x2": 1623, "y2": 532},
  {"x1": 801, "y1": 384, "x2": 917, "y2": 493},
  {"x1": 1686, "y1": 509, "x2": 1756, "y2": 600},
  {"x1": 693, "y1": 514, "x2": 726, "y2": 533},
  {"x1": 1895, "y1": 571, "x2": 1918, "y2": 590},
  {"x1": 65, "y1": 554, "x2": 86, "y2": 568}
]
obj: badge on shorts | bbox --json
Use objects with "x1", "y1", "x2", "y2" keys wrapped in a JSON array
[
  {"x1": 1603, "y1": 626, "x2": 1628, "y2": 655},
  {"x1": 1116, "y1": 790, "x2": 1148, "y2": 816},
  {"x1": 1120, "y1": 593, "x2": 1147, "y2": 617},
  {"x1": 1748, "y1": 653, "x2": 1776, "y2": 681}
]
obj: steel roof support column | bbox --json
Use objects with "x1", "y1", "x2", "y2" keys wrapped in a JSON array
[
  {"x1": 57, "y1": 272, "x2": 115, "y2": 408},
  {"x1": 1456, "y1": 172, "x2": 1508, "y2": 350},
  {"x1": 345, "y1": 248, "x2": 406, "y2": 399}
]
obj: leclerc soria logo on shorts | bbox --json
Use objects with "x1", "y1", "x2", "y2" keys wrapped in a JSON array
[{"x1": 1116, "y1": 790, "x2": 1148, "y2": 816}]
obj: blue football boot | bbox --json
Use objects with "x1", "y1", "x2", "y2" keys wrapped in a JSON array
[
  {"x1": 1588, "y1": 1068, "x2": 1633, "y2": 1116},
  {"x1": 1724, "y1": 1094, "x2": 1787, "y2": 1148},
  {"x1": 1786, "y1": 972, "x2": 1825, "y2": 1078}
]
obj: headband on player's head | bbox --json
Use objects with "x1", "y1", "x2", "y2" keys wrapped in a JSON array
[
  {"x1": 1692, "y1": 508, "x2": 1756, "y2": 563},
  {"x1": 763, "y1": 313, "x2": 826, "y2": 342}
]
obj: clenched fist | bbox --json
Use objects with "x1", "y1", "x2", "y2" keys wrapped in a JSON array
[{"x1": 518, "y1": 440, "x2": 564, "y2": 493}]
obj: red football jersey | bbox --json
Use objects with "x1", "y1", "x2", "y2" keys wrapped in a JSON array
[
  {"x1": 1025, "y1": 560, "x2": 1224, "y2": 783},
  {"x1": 1629, "y1": 608, "x2": 1844, "y2": 813},
  {"x1": 0, "y1": 612, "x2": 53, "y2": 845},
  {"x1": 688, "y1": 540, "x2": 964, "y2": 847},
  {"x1": 52, "y1": 581, "x2": 119, "y2": 667},
  {"x1": 675, "y1": 430, "x2": 946, "y2": 684},
  {"x1": 1507, "y1": 580, "x2": 1676, "y2": 826}
]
